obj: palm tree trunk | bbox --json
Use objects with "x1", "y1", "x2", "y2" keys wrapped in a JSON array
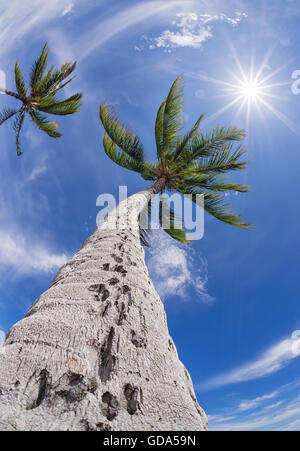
[{"x1": 0, "y1": 178, "x2": 207, "y2": 431}]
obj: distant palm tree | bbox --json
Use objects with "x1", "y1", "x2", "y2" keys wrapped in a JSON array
[
  {"x1": 100, "y1": 74, "x2": 251, "y2": 245},
  {"x1": 0, "y1": 43, "x2": 82, "y2": 155}
]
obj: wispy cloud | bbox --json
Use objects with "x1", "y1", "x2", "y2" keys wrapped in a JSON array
[
  {"x1": 198, "y1": 334, "x2": 300, "y2": 391},
  {"x1": 0, "y1": 0, "x2": 80, "y2": 58},
  {"x1": 61, "y1": 2, "x2": 74, "y2": 17},
  {"x1": 77, "y1": 0, "x2": 193, "y2": 60},
  {"x1": 145, "y1": 11, "x2": 247, "y2": 50},
  {"x1": 0, "y1": 229, "x2": 68, "y2": 275},
  {"x1": 147, "y1": 231, "x2": 213, "y2": 303},
  {"x1": 208, "y1": 379, "x2": 300, "y2": 431},
  {"x1": 239, "y1": 391, "x2": 278, "y2": 411}
]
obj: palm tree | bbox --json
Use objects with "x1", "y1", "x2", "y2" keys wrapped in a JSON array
[
  {"x1": 0, "y1": 43, "x2": 82, "y2": 155},
  {"x1": 0, "y1": 76, "x2": 250, "y2": 431},
  {"x1": 100, "y1": 75, "x2": 251, "y2": 245}
]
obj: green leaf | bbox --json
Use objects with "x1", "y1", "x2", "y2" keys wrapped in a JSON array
[
  {"x1": 14, "y1": 61, "x2": 27, "y2": 97},
  {"x1": 30, "y1": 43, "x2": 50, "y2": 93},
  {"x1": 141, "y1": 161, "x2": 158, "y2": 181},
  {"x1": 191, "y1": 144, "x2": 248, "y2": 174},
  {"x1": 103, "y1": 132, "x2": 142, "y2": 173},
  {"x1": 171, "y1": 113, "x2": 205, "y2": 161},
  {"x1": 155, "y1": 98, "x2": 166, "y2": 158},
  {"x1": 38, "y1": 93, "x2": 82, "y2": 115},
  {"x1": 159, "y1": 197, "x2": 190, "y2": 244},
  {"x1": 161, "y1": 75, "x2": 184, "y2": 156},
  {"x1": 180, "y1": 186, "x2": 252, "y2": 229},
  {"x1": 100, "y1": 102, "x2": 144, "y2": 163},
  {"x1": 0, "y1": 108, "x2": 18, "y2": 126},
  {"x1": 30, "y1": 110, "x2": 62, "y2": 137},
  {"x1": 182, "y1": 126, "x2": 246, "y2": 164},
  {"x1": 13, "y1": 111, "x2": 25, "y2": 156}
]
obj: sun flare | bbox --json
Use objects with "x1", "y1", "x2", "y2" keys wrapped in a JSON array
[
  {"x1": 240, "y1": 81, "x2": 260, "y2": 99},
  {"x1": 200, "y1": 45, "x2": 300, "y2": 134}
]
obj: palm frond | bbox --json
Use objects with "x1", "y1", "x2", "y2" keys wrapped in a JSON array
[
  {"x1": 100, "y1": 102, "x2": 144, "y2": 164},
  {"x1": 0, "y1": 108, "x2": 18, "y2": 125},
  {"x1": 181, "y1": 174, "x2": 250, "y2": 193},
  {"x1": 171, "y1": 113, "x2": 205, "y2": 161},
  {"x1": 191, "y1": 144, "x2": 248, "y2": 174},
  {"x1": 30, "y1": 43, "x2": 49, "y2": 93},
  {"x1": 161, "y1": 75, "x2": 184, "y2": 156},
  {"x1": 13, "y1": 111, "x2": 25, "y2": 156},
  {"x1": 181, "y1": 126, "x2": 246, "y2": 164},
  {"x1": 14, "y1": 61, "x2": 27, "y2": 97},
  {"x1": 35, "y1": 62, "x2": 77, "y2": 97},
  {"x1": 103, "y1": 132, "x2": 142, "y2": 173},
  {"x1": 159, "y1": 197, "x2": 190, "y2": 244},
  {"x1": 38, "y1": 93, "x2": 82, "y2": 115},
  {"x1": 30, "y1": 110, "x2": 62, "y2": 137},
  {"x1": 179, "y1": 186, "x2": 252, "y2": 229},
  {"x1": 141, "y1": 161, "x2": 158, "y2": 181},
  {"x1": 155, "y1": 98, "x2": 166, "y2": 158}
]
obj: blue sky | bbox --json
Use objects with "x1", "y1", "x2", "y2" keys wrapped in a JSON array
[{"x1": 1, "y1": 0, "x2": 300, "y2": 431}]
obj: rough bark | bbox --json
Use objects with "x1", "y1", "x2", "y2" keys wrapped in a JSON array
[{"x1": 0, "y1": 180, "x2": 207, "y2": 431}]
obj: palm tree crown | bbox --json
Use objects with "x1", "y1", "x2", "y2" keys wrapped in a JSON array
[
  {"x1": 100, "y1": 75, "x2": 252, "y2": 245},
  {"x1": 0, "y1": 43, "x2": 82, "y2": 155}
]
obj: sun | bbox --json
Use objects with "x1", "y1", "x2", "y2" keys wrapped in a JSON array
[
  {"x1": 240, "y1": 81, "x2": 260, "y2": 99},
  {"x1": 199, "y1": 45, "x2": 300, "y2": 134}
]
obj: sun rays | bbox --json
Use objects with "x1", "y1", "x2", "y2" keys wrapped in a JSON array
[{"x1": 201, "y1": 46, "x2": 300, "y2": 135}]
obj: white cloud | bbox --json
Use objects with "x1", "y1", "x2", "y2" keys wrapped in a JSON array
[
  {"x1": 61, "y1": 2, "x2": 74, "y2": 17},
  {"x1": 149, "y1": 11, "x2": 247, "y2": 50},
  {"x1": 147, "y1": 231, "x2": 213, "y2": 303},
  {"x1": 0, "y1": 229, "x2": 68, "y2": 274},
  {"x1": 0, "y1": 0, "x2": 81, "y2": 58},
  {"x1": 198, "y1": 334, "x2": 300, "y2": 391},
  {"x1": 77, "y1": 0, "x2": 192, "y2": 60},
  {"x1": 239, "y1": 391, "x2": 278, "y2": 411},
  {"x1": 208, "y1": 379, "x2": 300, "y2": 431}
]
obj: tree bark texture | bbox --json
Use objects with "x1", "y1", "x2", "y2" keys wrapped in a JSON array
[{"x1": 0, "y1": 180, "x2": 207, "y2": 431}]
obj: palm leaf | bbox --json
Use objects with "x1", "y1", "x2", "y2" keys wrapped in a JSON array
[
  {"x1": 155, "y1": 98, "x2": 166, "y2": 158},
  {"x1": 159, "y1": 197, "x2": 190, "y2": 244},
  {"x1": 0, "y1": 108, "x2": 18, "y2": 125},
  {"x1": 14, "y1": 61, "x2": 27, "y2": 97},
  {"x1": 13, "y1": 111, "x2": 25, "y2": 156},
  {"x1": 182, "y1": 174, "x2": 250, "y2": 193},
  {"x1": 180, "y1": 186, "x2": 252, "y2": 229},
  {"x1": 141, "y1": 161, "x2": 158, "y2": 181},
  {"x1": 103, "y1": 132, "x2": 142, "y2": 173},
  {"x1": 100, "y1": 102, "x2": 144, "y2": 164},
  {"x1": 161, "y1": 75, "x2": 184, "y2": 156},
  {"x1": 191, "y1": 144, "x2": 248, "y2": 174},
  {"x1": 182, "y1": 126, "x2": 246, "y2": 164},
  {"x1": 171, "y1": 113, "x2": 205, "y2": 161},
  {"x1": 30, "y1": 110, "x2": 62, "y2": 137},
  {"x1": 38, "y1": 93, "x2": 82, "y2": 115},
  {"x1": 30, "y1": 43, "x2": 49, "y2": 93}
]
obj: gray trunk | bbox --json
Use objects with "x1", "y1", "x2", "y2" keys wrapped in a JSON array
[{"x1": 0, "y1": 182, "x2": 207, "y2": 431}]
